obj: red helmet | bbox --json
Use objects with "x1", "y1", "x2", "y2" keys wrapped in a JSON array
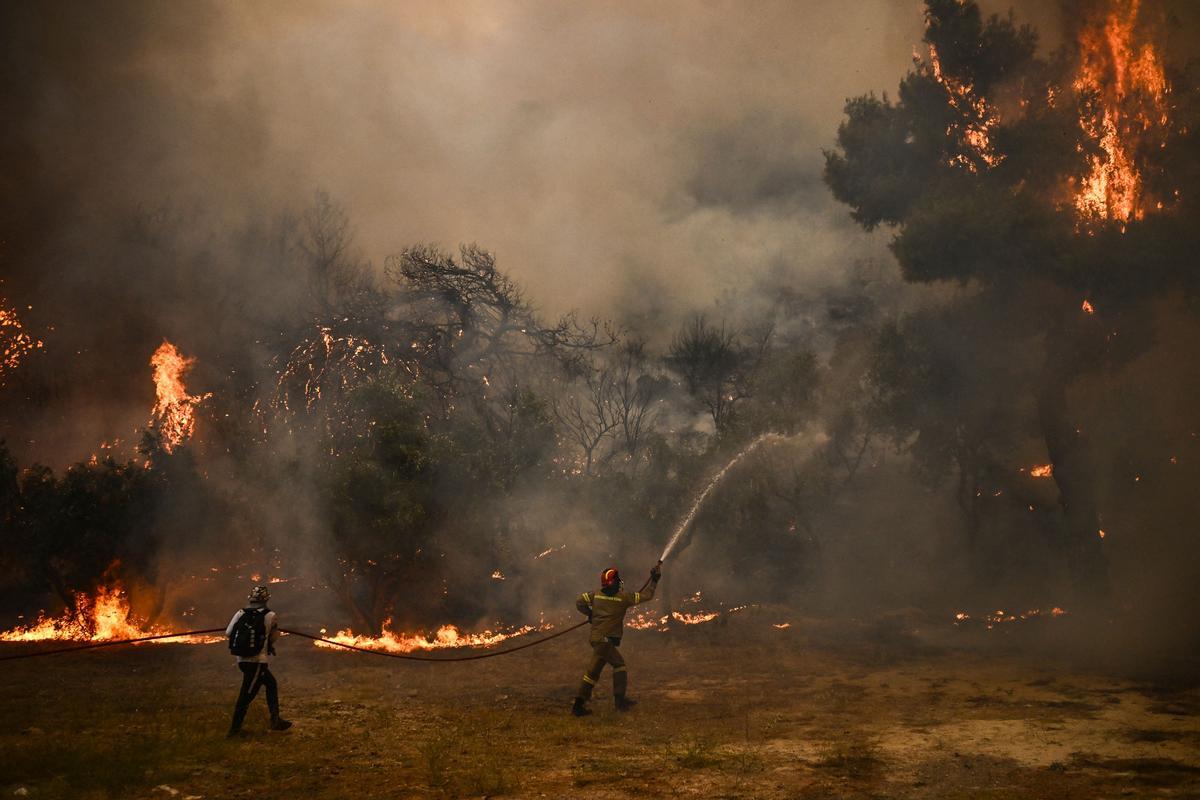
[{"x1": 601, "y1": 567, "x2": 621, "y2": 589}]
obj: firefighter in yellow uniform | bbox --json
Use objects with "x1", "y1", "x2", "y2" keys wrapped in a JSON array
[{"x1": 572, "y1": 562, "x2": 662, "y2": 716}]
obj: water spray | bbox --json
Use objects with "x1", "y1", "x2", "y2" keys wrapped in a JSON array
[{"x1": 658, "y1": 432, "x2": 801, "y2": 562}]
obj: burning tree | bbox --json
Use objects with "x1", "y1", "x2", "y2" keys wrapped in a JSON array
[
  {"x1": 825, "y1": 0, "x2": 1200, "y2": 596},
  {"x1": 266, "y1": 242, "x2": 624, "y2": 630},
  {"x1": 0, "y1": 297, "x2": 43, "y2": 388}
]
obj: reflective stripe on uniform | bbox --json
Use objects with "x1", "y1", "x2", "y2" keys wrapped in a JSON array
[
  {"x1": 581, "y1": 593, "x2": 591, "y2": 603},
  {"x1": 634, "y1": 592, "x2": 641, "y2": 604},
  {"x1": 613, "y1": 665, "x2": 627, "y2": 673},
  {"x1": 581, "y1": 674, "x2": 596, "y2": 685},
  {"x1": 593, "y1": 594, "x2": 623, "y2": 602}
]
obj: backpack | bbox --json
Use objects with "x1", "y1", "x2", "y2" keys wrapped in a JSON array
[{"x1": 228, "y1": 607, "x2": 268, "y2": 657}]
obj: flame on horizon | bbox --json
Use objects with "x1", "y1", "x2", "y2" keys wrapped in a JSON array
[
  {"x1": 0, "y1": 581, "x2": 215, "y2": 644},
  {"x1": 314, "y1": 620, "x2": 544, "y2": 654},
  {"x1": 953, "y1": 606, "x2": 1067, "y2": 630}
]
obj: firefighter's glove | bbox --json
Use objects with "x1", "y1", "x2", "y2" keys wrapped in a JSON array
[{"x1": 650, "y1": 564, "x2": 662, "y2": 581}]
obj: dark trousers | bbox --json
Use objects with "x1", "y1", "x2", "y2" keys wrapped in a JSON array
[
  {"x1": 230, "y1": 662, "x2": 279, "y2": 731},
  {"x1": 577, "y1": 640, "x2": 628, "y2": 700}
]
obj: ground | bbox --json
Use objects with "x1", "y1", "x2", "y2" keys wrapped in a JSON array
[{"x1": 2, "y1": 609, "x2": 1199, "y2": 799}]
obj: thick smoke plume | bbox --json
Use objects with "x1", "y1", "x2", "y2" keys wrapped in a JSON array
[{"x1": 1, "y1": 1, "x2": 1198, "y2": 667}]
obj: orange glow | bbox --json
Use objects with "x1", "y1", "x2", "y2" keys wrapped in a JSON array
[
  {"x1": 0, "y1": 299, "x2": 43, "y2": 387},
  {"x1": 1073, "y1": 0, "x2": 1170, "y2": 225},
  {"x1": 150, "y1": 340, "x2": 210, "y2": 452},
  {"x1": 626, "y1": 599, "x2": 753, "y2": 632},
  {"x1": 1098, "y1": 529, "x2": 1107, "y2": 539},
  {"x1": 0, "y1": 582, "x2": 215, "y2": 644},
  {"x1": 314, "y1": 620, "x2": 543, "y2": 653},
  {"x1": 953, "y1": 607, "x2": 1068, "y2": 628},
  {"x1": 1029, "y1": 463, "x2": 1054, "y2": 478},
  {"x1": 1082, "y1": 299, "x2": 1095, "y2": 314},
  {"x1": 923, "y1": 43, "x2": 1003, "y2": 172}
]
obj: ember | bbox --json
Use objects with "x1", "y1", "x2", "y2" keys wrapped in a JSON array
[
  {"x1": 0, "y1": 297, "x2": 43, "y2": 387},
  {"x1": 952, "y1": 607, "x2": 1067, "y2": 630}
]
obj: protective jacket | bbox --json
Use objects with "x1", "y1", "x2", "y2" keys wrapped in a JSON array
[{"x1": 577, "y1": 582, "x2": 656, "y2": 644}]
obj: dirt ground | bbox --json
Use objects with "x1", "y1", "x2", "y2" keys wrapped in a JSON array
[{"x1": 2, "y1": 608, "x2": 1199, "y2": 799}]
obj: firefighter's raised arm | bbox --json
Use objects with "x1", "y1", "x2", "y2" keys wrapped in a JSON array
[{"x1": 634, "y1": 562, "x2": 662, "y2": 604}]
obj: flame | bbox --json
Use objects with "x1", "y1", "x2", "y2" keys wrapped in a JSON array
[
  {"x1": 1081, "y1": 299, "x2": 1095, "y2": 314},
  {"x1": 0, "y1": 583, "x2": 215, "y2": 644},
  {"x1": 952, "y1": 606, "x2": 1068, "y2": 629},
  {"x1": 490, "y1": 570, "x2": 506, "y2": 581},
  {"x1": 150, "y1": 340, "x2": 210, "y2": 452},
  {"x1": 0, "y1": 299, "x2": 44, "y2": 387},
  {"x1": 626, "y1": 601, "x2": 752, "y2": 631},
  {"x1": 314, "y1": 620, "x2": 544, "y2": 653},
  {"x1": 1073, "y1": 0, "x2": 1170, "y2": 225},
  {"x1": 1029, "y1": 463, "x2": 1054, "y2": 478},
  {"x1": 273, "y1": 324, "x2": 401, "y2": 420},
  {"x1": 922, "y1": 43, "x2": 1003, "y2": 172},
  {"x1": 533, "y1": 544, "x2": 567, "y2": 560},
  {"x1": 772, "y1": 622, "x2": 791, "y2": 629}
]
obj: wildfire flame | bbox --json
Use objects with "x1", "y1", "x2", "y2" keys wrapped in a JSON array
[
  {"x1": 273, "y1": 324, "x2": 400, "y2": 419},
  {"x1": 0, "y1": 583, "x2": 215, "y2": 644},
  {"x1": 1082, "y1": 299, "x2": 1096, "y2": 314},
  {"x1": 953, "y1": 606, "x2": 1067, "y2": 630},
  {"x1": 922, "y1": 43, "x2": 1004, "y2": 172},
  {"x1": 1073, "y1": 0, "x2": 1170, "y2": 225},
  {"x1": 626, "y1": 595, "x2": 752, "y2": 631},
  {"x1": 1029, "y1": 463, "x2": 1054, "y2": 478},
  {"x1": 314, "y1": 620, "x2": 544, "y2": 654},
  {"x1": 150, "y1": 340, "x2": 210, "y2": 452},
  {"x1": 0, "y1": 299, "x2": 44, "y2": 387}
]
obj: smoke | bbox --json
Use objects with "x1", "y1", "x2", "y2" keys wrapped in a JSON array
[
  {"x1": 2, "y1": 0, "x2": 1198, "y2": 669},
  {"x1": 0, "y1": 0, "x2": 925, "y2": 464}
]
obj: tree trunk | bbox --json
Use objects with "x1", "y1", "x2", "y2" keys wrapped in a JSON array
[
  {"x1": 334, "y1": 572, "x2": 381, "y2": 635},
  {"x1": 1036, "y1": 362, "x2": 1109, "y2": 601},
  {"x1": 955, "y1": 443, "x2": 989, "y2": 583}
]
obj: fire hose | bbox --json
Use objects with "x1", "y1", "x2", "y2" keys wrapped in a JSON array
[
  {"x1": 1, "y1": 567, "x2": 656, "y2": 663},
  {"x1": 0, "y1": 621, "x2": 589, "y2": 663}
]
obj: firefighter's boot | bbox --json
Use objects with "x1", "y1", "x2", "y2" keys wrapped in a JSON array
[
  {"x1": 270, "y1": 716, "x2": 293, "y2": 731},
  {"x1": 614, "y1": 696, "x2": 637, "y2": 712},
  {"x1": 571, "y1": 698, "x2": 592, "y2": 717}
]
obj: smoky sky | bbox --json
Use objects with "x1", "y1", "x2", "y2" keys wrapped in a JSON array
[
  {"x1": 6, "y1": 0, "x2": 1189, "y2": 464},
  {"x1": 1, "y1": 1, "x2": 924, "y2": 313}
]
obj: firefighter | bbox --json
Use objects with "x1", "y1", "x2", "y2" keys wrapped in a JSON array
[
  {"x1": 226, "y1": 585, "x2": 292, "y2": 736},
  {"x1": 572, "y1": 561, "x2": 662, "y2": 716}
]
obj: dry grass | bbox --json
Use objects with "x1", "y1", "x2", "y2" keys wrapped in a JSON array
[{"x1": 1, "y1": 614, "x2": 1199, "y2": 798}]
